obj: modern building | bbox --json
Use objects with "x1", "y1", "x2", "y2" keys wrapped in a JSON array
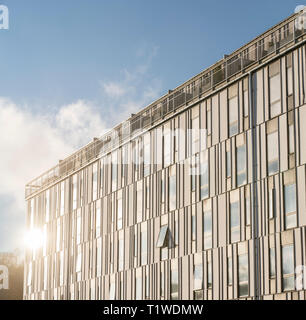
[{"x1": 24, "y1": 10, "x2": 306, "y2": 300}]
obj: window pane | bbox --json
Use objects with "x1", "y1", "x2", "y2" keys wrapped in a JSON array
[
  {"x1": 282, "y1": 245, "x2": 294, "y2": 275},
  {"x1": 170, "y1": 269, "x2": 179, "y2": 299},
  {"x1": 287, "y1": 67, "x2": 293, "y2": 96},
  {"x1": 136, "y1": 277, "x2": 142, "y2": 300},
  {"x1": 203, "y1": 210, "x2": 212, "y2": 249},
  {"x1": 237, "y1": 145, "x2": 246, "y2": 186},
  {"x1": 169, "y1": 175, "x2": 176, "y2": 211},
  {"x1": 230, "y1": 201, "x2": 240, "y2": 242},
  {"x1": 227, "y1": 257, "x2": 232, "y2": 285},
  {"x1": 194, "y1": 264, "x2": 203, "y2": 290},
  {"x1": 269, "y1": 189, "x2": 275, "y2": 219},
  {"x1": 141, "y1": 230, "x2": 147, "y2": 265},
  {"x1": 207, "y1": 261, "x2": 212, "y2": 288},
  {"x1": 269, "y1": 248, "x2": 276, "y2": 278},
  {"x1": 229, "y1": 96, "x2": 238, "y2": 136},
  {"x1": 245, "y1": 196, "x2": 251, "y2": 226},
  {"x1": 226, "y1": 151, "x2": 231, "y2": 178},
  {"x1": 284, "y1": 184, "x2": 296, "y2": 214},
  {"x1": 267, "y1": 131, "x2": 279, "y2": 175},
  {"x1": 238, "y1": 254, "x2": 249, "y2": 297},
  {"x1": 270, "y1": 74, "x2": 280, "y2": 103},
  {"x1": 156, "y1": 225, "x2": 168, "y2": 248},
  {"x1": 109, "y1": 282, "x2": 115, "y2": 300},
  {"x1": 289, "y1": 124, "x2": 294, "y2": 154},
  {"x1": 200, "y1": 159, "x2": 209, "y2": 199}
]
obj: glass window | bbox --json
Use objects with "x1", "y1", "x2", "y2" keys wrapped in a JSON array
[
  {"x1": 136, "y1": 276, "x2": 142, "y2": 300},
  {"x1": 287, "y1": 66, "x2": 293, "y2": 96},
  {"x1": 237, "y1": 144, "x2": 246, "y2": 186},
  {"x1": 245, "y1": 195, "x2": 251, "y2": 226},
  {"x1": 192, "y1": 115, "x2": 200, "y2": 154},
  {"x1": 156, "y1": 225, "x2": 168, "y2": 248},
  {"x1": 229, "y1": 96, "x2": 238, "y2": 136},
  {"x1": 111, "y1": 153, "x2": 117, "y2": 192},
  {"x1": 284, "y1": 183, "x2": 297, "y2": 229},
  {"x1": 200, "y1": 151, "x2": 209, "y2": 199},
  {"x1": 238, "y1": 254, "x2": 249, "y2": 297},
  {"x1": 207, "y1": 260, "x2": 212, "y2": 288},
  {"x1": 282, "y1": 244, "x2": 295, "y2": 291},
  {"x1": 163, "y1": 129, "x2": 171, "y2": 168},
  {"x1": 136, "y1": 182, "x2": 143, "y2": 223},
  {"x1": 269, "y1": 247, "x2": 276, "y2": 278},
  {"x1": 117, "y1": 193, "x2": 123, "y2": 230},
  {"x1": 230, "y1": 201, "x2": 240, "y2": 243},
  {"x1": 192, "y1": 212, "x2": 196, "y2": 242},
  {"x1": 161, "y1": 174, "x2": 165, "y2": 204},
  {"x1": 169, "y1": 170, "x2": 176, "y2": 211},
  {"x1": 109, "y1": 281, "x2": 115, "y2": 300},
  {"x1": 226, "y1": 150, "x2": 231, "y2": 178},
  {"x1": 170, "y1": 266, "x2": 179, "y2": 300},
  {"x1": 92, "y1": 163, "x2": 98, "y2": 201},
  {"x1": 203, "y1": 210, "x2": 212, "y2": 249},
  {"x1": 207, "y1": 107, "x2": 211, "y2": 136},
  {"x1": 118, "y1": 238, "x2": 124, "y2": 272},
  {"x1": 269, "y1": 73, "x2": 281, "y2": 118},
  {"x1": 191, "y1": 157, "x2": 197, "y2": 192},
  {"x1": 267, "y1": 131, "x2": 279, "y2": 175},
  {"x1": 141, "y1": 229, "x2": 147, "y2": 265},
  {"x1": 269, "y1": 189, "x2": 275, "y2": 219},
  {"x1": 227, "y1": 257, "x2": 232, "y2": 285},
  {"x1": 72, "y1": 175, "x2": 78, "y2": 210},
  {"x1": 194, "y1": 263, "x2": 203, "y2": 291},
  {"x1": 143, "y1": 134, "x2": 150, "y2": 177},
  {"x1": 288, "y1": 124, "x2": 294, "y2": 154}
]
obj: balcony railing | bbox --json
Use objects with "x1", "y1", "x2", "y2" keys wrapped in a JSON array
[{"x1": 25, "y1": 11, "x2": 306, "y2": 198}]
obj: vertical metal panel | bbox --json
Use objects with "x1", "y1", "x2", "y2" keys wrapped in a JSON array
[
  {"x1": 256, "y1": 69, "x2": 264, "y2": 125},
  {"x1": 220, "y1": 89, "x2": 228, "y2": 142},
  {"x1": 212, "y1": 94, "x2": 219, "y2": 145},
  {"x1": 279, "y1": 114, "x2": 288, "y2": 172}
]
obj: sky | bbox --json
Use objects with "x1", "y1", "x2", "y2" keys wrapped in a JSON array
[{"x1": 0, "y1": 0, "x2": 303, "y2": 251}]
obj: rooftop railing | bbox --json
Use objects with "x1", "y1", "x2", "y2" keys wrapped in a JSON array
[{"x1": 25, "y1": 11, "x2": 306, "y2": 199}]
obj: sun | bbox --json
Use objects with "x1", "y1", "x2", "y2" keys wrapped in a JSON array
[{"x1": 24, "y1": 229, "x2": 43, "y2": 250}]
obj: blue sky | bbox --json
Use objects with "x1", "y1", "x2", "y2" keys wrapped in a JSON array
[{"x1": 0, "y1": 0, "x2": 303, "y2": 251}]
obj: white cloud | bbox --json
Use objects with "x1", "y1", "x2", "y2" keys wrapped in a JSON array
[
  {"x1": 100, "y1": 44, "x2": 162, "y2": 124},
  {"x1": 0, "y1": 98, "x2": 106, "y2": 251},
  {"x1": 103, "y1": 82, "x2": 127, "y2": 98}
]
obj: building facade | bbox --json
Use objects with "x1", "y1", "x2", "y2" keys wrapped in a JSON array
[{"x1": 24, "y1": 11, "x2": 306, "y2": 300}]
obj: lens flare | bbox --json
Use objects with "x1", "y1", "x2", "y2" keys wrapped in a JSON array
[{"x1": 24, "y1": 229, "x2": 43, "y2": 250}]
